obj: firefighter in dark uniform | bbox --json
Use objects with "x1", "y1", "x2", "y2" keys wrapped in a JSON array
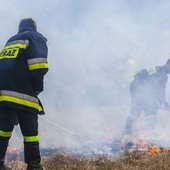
[
  {"x1": 0, "y1": 18, "x2": 48, "y2": 170},
  {"x1": 124, "y1": 60, "x2": 170, "y2": 135}
]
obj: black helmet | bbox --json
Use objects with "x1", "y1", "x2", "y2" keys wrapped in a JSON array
[{"x1": 18, "y1": 18, "x2": 37, "y2": 32}]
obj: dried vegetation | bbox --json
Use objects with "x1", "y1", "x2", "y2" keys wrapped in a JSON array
[{"x1": 9, "y1": 150, "x2": 170, "y2": 170}]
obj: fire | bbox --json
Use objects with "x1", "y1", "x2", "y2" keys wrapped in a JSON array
[
  {"x1": 148, "y1": 146, "x2": 162, "y2": 155},
  {"x1": 120, "y1": 135, "x2": 164, "y2": 155}
]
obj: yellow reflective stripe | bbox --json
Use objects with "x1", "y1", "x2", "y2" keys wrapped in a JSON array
[
  {"x1": 24, "y1": 135, "x2": 39, "y2": 142},
  {"x1": 0, "y1": 90, "x2": 38, "y2": 103},
  {"x1": 0, "y1": 130, "x2": 12, "y2": 137},
  {"x1": 0, "y1": 96, "x2": 42, "y2": 111},
  {"x1": 28, "y1": 63, "x2": 49, "y2": 70},
  {"x1": 4, "y1": 43, "x2": 28, "y2": 49}
]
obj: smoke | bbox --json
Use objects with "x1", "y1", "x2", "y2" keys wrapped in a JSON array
[{"x1": 1, "y1": 0, "x2": 170, "y2": 151}]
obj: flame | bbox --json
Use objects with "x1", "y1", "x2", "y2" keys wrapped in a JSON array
[
  {"x1": 120, "y1": 135, "x2": 164, "y2": 155},
  {"x1": 148, "y1": 146, "x2": 162, "y2": 155}
]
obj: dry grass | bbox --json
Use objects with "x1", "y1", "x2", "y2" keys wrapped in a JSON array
[
  {"x1": 7, "y1": 150, "x2": 170, "y2": 170},
  {"x1": 42, "y1": 150, "x2": 170, "y2": 170}
]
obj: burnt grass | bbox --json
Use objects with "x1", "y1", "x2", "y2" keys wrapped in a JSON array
[{"x1": 9, "y1": 149, "x2": 170, "y2": 170}]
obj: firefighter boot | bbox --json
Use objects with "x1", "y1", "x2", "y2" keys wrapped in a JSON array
[
  {"x1": 24, "y1": 142, "x2": 45, "y2": 170},
  {"x1": 0, "y1": 138, "x2": 10, "y2": 170}
]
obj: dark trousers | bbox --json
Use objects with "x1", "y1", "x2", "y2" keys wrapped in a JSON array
[
  {"x1": 0, "y1": 106, "x2": 42, "y2": 169},
  {"x1": 0, "y1": 106, "x2": 38, "y2": 136},
  {"x1": 124, "y1": 94, "x2": 158, "y2": 135}
]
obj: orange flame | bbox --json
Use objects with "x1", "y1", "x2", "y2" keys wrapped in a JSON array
[
  {"x1": 148, "y1": 146, "x2": 162, "y2": 155},
  {"x1": 120, "y1": 135, "x2": 164, "y2": 155}
]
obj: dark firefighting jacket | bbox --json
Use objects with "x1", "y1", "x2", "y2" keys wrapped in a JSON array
[
  {"x1": 129, "y1": 66, "x2": 169, "y2": 108},
  {"x1": 0, "y1": 27, "x2": 48, "y2": 114}
]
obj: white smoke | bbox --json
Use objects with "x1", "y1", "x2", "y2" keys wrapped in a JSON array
[{"x1": 1, "y1": 0, "x2": 170, "y2": 151}]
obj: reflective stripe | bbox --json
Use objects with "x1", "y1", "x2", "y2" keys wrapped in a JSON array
[
  {"x1": 147, "y1": 66, "x2": 156, "y2": 75},
  {"x1": 0, "y1": 90, "x2": 38, "y2": 103},
  {"x1": 28, "y1": 58, "x2": 47, "y2": 64},
  {"x1": 4, "y1": 43, "x2": 28, "y2": 50},
  {"x1": 28, "y1": 58, "x2": 48, "y2": 71},
  {"x1": 28, "y1": 63, "x2": 49, "y2": 70},
  {"x1": 0, "y1": 130, "x2": 12, "y2": 137},
  {"x1": 24, "y1": 135, "x2": 39, "y2": 142},
  {"x1": 6, "y1": 40, "x2": 29, "y2": 46},
  {"x1": 0, "y1": 96, "x2": 42, "y2": 111},
  {"x1": 0, "y1": 90, "x2": 42, "y2": 111}
]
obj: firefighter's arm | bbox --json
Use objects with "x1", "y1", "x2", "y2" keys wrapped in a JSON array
[
  {"x1": 26, "y1": 34, "x2": 49, "y2": 94},
  {"x1": 32, "y1": 76, "x2": 44, "y2": 94}
]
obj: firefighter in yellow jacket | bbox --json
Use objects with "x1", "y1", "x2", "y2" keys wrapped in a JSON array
[{"x1": 0, "y1": 18, "x2": 48, "y2": 170}]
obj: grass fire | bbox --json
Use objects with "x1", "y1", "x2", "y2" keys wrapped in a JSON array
[{"x1": 6, "y1": 137, "x2": 170, "y2": 170}]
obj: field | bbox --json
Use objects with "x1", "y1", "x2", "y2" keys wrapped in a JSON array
[{"x1": 8, "y1": 149, "x2": 170, "y2": 170}]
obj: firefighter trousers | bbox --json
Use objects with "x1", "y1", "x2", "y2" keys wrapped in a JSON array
[{"x1": 0, "y1": 106, "x2": 42, "y2": 169}]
